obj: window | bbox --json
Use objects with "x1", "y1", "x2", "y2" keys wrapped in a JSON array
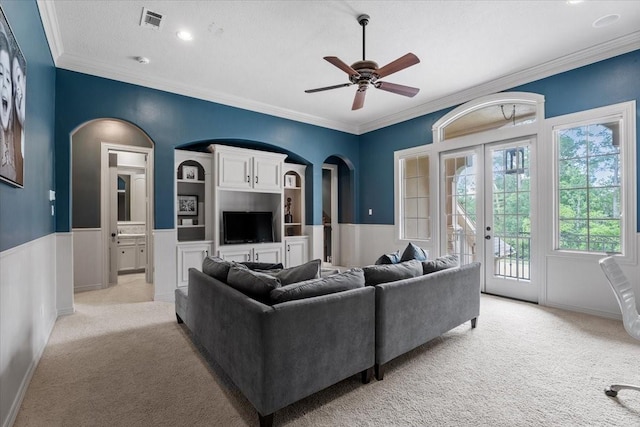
[
  {"x1": 396, "y1": 149, "x2": 431, "y2": 241},
  {"x1": 552, "y1": 101, "x2": 636, "y2": 258}
]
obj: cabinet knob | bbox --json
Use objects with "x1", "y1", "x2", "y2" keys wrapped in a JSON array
[
  {"x1": 287, "y1": 245, "x2": 290, "y2": 252},
  {"x1": 255, "y1": 176, "x2": 258, "y2": 184}
]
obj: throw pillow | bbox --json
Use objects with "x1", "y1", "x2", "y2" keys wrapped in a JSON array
[
  {"x1": 270, "y1": 268, "x2": 365, "y2": 303},
  {"x1": 226, "y1": 265, "x2": 281, "y2": 298},
  {"x1": 241, "y1": 261, "x2": 284, "y2": 271},
  {"x1": 202, "y1": 256, "x2": 237, "y2": 281},
  {"x1": 362, "y1": 259, "x2": 423, "y2": 286},
  {"x1": 400, "y1": 242, "x2": 428, "y2": 262},
  {"x1": 422, "y1": 254, "x2": 459, "y2": 274},
  {"x1": 273, "y1": 258, "x2": 321, "y2": 285},
  {"x1": 374, "y1": 250, "x2": 401, "y2": 265}
]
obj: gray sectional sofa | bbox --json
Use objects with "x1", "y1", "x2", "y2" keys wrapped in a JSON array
[
  {"x1": 175, "y1": 265, "x2": 375, "y2": 427},
  {"x1": 372, "y1": 262, "x2": 481, "y2": 379},
  {"x1": 175, "y1": 255, "x2": 480, "y2": 426}
]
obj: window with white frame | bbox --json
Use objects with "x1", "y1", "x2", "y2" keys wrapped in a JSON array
[
  {"x1": 396, "y1": 149, "x2": 431, "y2": 241},
  {"x1": 552, "y1": 103, "x2": 635, "y2": 256}
]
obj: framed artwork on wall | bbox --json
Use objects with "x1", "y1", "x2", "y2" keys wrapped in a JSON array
[
  {"x1": 177, "y1": 195, "x2": 198, "y2": 216},
  {"x1": 0, "y1": 5, "x2": 26, "y2": 188}
]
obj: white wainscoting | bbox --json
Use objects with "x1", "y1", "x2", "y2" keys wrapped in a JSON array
[
  {"x1": 56, "y1": 233, "x2": 74, "y2": 315},
  {"x1": 0, "y1": 234, "x2": 58, "y2": 427},
  {"x1": 153, "y1": 229, "x2": 177, "y2": 302},
  {"x1": 306, "y1": 225, "x2": 324, "y2": 264},
  {"x1": 72, "y1": 228, "x2": 103, "y2": 292}
]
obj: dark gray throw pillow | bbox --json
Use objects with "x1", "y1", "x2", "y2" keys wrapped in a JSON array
[
  {"x1": 362, "y1": 259, "x2": 423, "y2": 286},
  {"x1": 375, "y1": 250, "x2": 401, "y2": 265},
  {"x1": 241, "y1": 261, "x2": 284, "y2": 271},
  {"x1": 202, "y1": 256, "x2": 236, "y2": 281},
  {"x1": 422, "y1": 254, "x2": 459, "y2": 274},
  {"x1": 227, "y1": 265, "x2": 281, "y2": 298},
  {"x1": 270, "y1": 268, "x2": 365, "y2": 303},
  {"x1": 400, "y1": 242, "x2": 428, "y2": 262},
  {"x1": 273, "y1": 258, "x2": 321, "y2": 285}
]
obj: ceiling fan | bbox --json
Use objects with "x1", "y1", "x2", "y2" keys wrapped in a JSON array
[{"x1": 305, "y1": 14, "x2": 420, "y2": 111}]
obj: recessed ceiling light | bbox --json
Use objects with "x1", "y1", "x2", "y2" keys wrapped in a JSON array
[
  {"x1": 593, "y1": 14, "x2": 620, "y2": 28},
  {"x1": 566, "y1": 0, "x2": 583, "y2": 4},
  {"x1": 135, "y1": 56, "x2": 150, "y2": 64},
  {"x1": 177, "y1": 30, "x2": 193, "y2": 41}
]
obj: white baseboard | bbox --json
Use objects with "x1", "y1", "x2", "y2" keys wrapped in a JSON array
[{"x1": 74, "y1": 283, "x2": 103, "y2": 293}]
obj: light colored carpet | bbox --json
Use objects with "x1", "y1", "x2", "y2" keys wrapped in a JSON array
[{"x1": 14, "y1": 275, "x2": 640, "y2": 426}]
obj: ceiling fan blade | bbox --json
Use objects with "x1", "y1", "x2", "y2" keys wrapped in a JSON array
[
  {"x1": 352, "y1": 87, "x2": 367, "y2": 110},
  {"x1": 324, "y1": 56, "x2": 360, "y2": 77},
  {"x1": 376, "y1": 53, "x2": 420, "y2": 79},
  {"x1": 305, "y1": 83, "x2": 352, "y2": 93},
  {"x1": 374, "y1": 81, "x2": 420, "y2": 97}
]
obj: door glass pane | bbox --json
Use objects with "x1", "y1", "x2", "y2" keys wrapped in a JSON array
[
  {"x1": 443, "y1": 154, "x2": 477, "y2": 265},
  {"x1": 491, "y1": 145, "x2": 530, "y2": 280}
]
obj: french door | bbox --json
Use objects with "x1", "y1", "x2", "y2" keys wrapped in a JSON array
[{"x1": 440, "y1": 138, "x2": 537, "y2": 302}]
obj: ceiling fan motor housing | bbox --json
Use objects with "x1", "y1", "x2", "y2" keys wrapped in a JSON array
[{"x1": 349, "y1": 60, "x2": 379, "y2": 85}]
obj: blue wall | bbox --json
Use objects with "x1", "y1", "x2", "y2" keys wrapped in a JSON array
[
  {"x1": 54, "y1": 71, "x2": 360, "y2": 231},
  {"x1": 0, "y1": 0, "x2": 56, "y2": 252},
  {"x1": 358, "y1": 49, "x2": 640, "y2": 230}
]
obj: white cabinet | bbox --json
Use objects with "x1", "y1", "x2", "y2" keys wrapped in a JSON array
[
  {"x1": 177, "y1": 242, "x2": 212, "y2": 287},
  {"x1": 284, "y1": 237, "x2": 308, "y2": 267},
  {"x1": 218, "y1": 243, "x2": 283, "y2": 265},
  {"x1": 213, "y1": 146, "x2": 284, "y2": 192},
  {"x1": 118, "y1": 236, "x2": 146, "y2": 272},
  {"x1": 119, "y1": 244, "x2": 137, "y2": 271}
]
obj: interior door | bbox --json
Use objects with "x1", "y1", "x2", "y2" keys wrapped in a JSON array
[
  {"x1": 440, "y1": 138, "x2": 537, "y2": 302},
  {"x1": 108, "y1": 151, "x2": 119, "y2": 285}
]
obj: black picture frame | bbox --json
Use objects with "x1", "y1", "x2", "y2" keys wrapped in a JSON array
[
  {"x1": 0, "y1": 5, "x2": 26, "y2": 188},
  {"x1": 177, "y1": 195, "x2": 198, "y2": 216}
]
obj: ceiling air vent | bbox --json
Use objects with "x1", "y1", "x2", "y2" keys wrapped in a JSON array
[{"x1": 140, "y1": 8, "x2": 163, "y2": 30}]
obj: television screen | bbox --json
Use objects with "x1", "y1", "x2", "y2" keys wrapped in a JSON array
[{"x1": 223, "y1": 211, "x2": 274, "y2": 244}]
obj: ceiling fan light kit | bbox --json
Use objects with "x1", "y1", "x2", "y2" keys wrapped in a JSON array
[{"x1": 305, "y1": 14, "x2": 420, "y2": 110}]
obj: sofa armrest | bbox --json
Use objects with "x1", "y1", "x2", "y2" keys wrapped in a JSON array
[{"x1": 375, "y1": 262, "x2": 481, "y2": 365}]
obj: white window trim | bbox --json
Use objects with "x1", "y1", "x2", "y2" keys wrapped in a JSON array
[
  {"x1": 545, "y1": 101, "x2": 637, "y2": 264},
  {"x1": 394, "y1": 145, "x2": 436, "y2": 247}
]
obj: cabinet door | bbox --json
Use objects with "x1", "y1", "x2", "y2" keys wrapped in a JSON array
[
  {"x1": 218, "y1": 152, "x2": 252, "y2": 189},
  {"x1": 253, "y1": 156, "x2": 282, "y2": 191},
  {"x1": 177, "y1": 244, "x2": 211, "y2": 287},
  {"x1": 119, "y1": 245, "x2": 137, "y2": 271},
  {"x1": 218, "y1": 247, "x2": 252, "y2": 263},
  {"x1": 253, "y1": 245, "x2": 282, "y2": 264},
  {"x1": 285, "y1": 238, "x2": 308, "y2": 267},
  {"x1": 137, "y1": 244, "x2": 146, "y2": 269}
]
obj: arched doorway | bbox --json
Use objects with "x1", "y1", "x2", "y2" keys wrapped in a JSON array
[{"x1": 70, "y1": 119, "x2": 154, "y2": 297}]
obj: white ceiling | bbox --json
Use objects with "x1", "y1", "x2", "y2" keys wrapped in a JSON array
[{"x1": 38, "y1": 1, "x2": 640, "y2": 134}]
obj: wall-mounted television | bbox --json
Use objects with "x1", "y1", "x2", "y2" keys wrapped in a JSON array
[{"x1": 223, "y1": 211, "x2": 274, "y2": 244}]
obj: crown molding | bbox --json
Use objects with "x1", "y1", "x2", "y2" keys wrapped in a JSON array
[
  {"x1": 55, "y1": 52, "x2": 360, "y2": 135},
  {"x1": 36, "y1": 0, "x2": 64, "y2": 61},
  {"x1": 36, "y1": 0, "x2": 639, "y2": 137},
  {"x1": 357, "y1": 31, "x2": 640, "y2": 134}
]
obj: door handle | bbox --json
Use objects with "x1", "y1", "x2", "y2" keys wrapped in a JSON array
[
  {"x1": 485, "y1": 235, "x2": 491, "y2": 240},
  {"x1": 255, "y1": 176, "x2": 258, "y2": 184}
]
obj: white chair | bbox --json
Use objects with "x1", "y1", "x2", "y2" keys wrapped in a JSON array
[{"x1": 599, "y1": 256, "x2": 640, "y2": 397}]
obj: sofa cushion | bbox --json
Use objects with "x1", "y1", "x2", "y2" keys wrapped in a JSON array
[
  {"x1": 241, "y1": 261, "x2": 284, "y2": 271},
  {"x1": 270, "y1": 258, "x2": 321, "y2": 285},
  {"x1": 202, "y1": 256, "x2": 238, "y2": 281},
  {"x1": 422, "y1": 254, "x2": 459, "y2": 274},
  {"x1": 375, "y1": 250, "x2": 401, "y2": 265},
  {"x1": 400, "y1": 242, "x2": 428, "y2": 262},
  {"x1": 270, "y1": 268, "x2": 365, "y2": 303},
  {"x1": 227, "y1": 265, "x2": 281, "y2": 298},
  {"x1": 363, "y1": 259, "x2": 423, "y2": 286}
]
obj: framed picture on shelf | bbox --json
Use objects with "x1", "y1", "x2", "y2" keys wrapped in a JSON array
[
  {"x1": 182, "y1": 165, "x2": 198, "y2": 181},
  {"x1": 177, "y1": 195, "x2": 198, "y2": 215},
  {"x1": 285, "y1": 175, "x2": 296, "y2": 188}
]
